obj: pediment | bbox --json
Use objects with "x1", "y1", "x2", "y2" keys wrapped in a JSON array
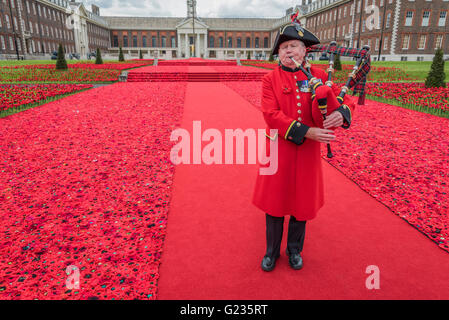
[{"x1": 176, "y1": 18, "x2": 209, "y2": 30}]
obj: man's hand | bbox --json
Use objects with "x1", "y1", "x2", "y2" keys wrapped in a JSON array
[
  {"x1": 323, "y1": 111, "x2": 344, "y2": 129},
  {"x1": 305, "y1": 127, "x2": 336, "y2": 144}
]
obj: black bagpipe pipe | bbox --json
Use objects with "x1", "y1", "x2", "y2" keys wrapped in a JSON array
[{"x1": 289, "y1": 44, "x2": 370, "y2": 158}]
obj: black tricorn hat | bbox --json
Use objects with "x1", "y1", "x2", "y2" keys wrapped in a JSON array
[{"x1": 272, "y1": 13, "x2": 320, "y2": 56}]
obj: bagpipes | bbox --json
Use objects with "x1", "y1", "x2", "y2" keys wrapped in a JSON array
[{"x1": 289, "y1": 43, "x2": 371, "y2": 158}]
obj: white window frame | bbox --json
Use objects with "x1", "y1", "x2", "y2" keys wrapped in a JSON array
[
  {"x1": 439, "y1": 11, "x2": 447, "y2": 27},
  {"x1": 402, "y1": 35, "x2": 410, "y2": 49},
  {"x1": 418, "y1": 35, "x2": 426, "y2": 49},
  {"x1": 405, "y1": 11, "x2": 414, "y2": 26},
  {"x1": 422, "y1": 11, "x2": 430, "y2": 27},
  {"x1": 435, "y1": 34, "x2": 443, "y2": 49}
]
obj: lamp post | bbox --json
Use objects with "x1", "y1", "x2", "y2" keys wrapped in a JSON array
[
  {"x1": 356, "y1": 0, "x2": 365, "y2": 49},
  {"x1": 7, "y1": 0, "x2": 20, "y2": 60},
  {"x1": 192, "y1": 0, "x2": 196, "y2": 57},
  {"x1": 378, "y1": 0, "x2": 388, "y2": 61}
]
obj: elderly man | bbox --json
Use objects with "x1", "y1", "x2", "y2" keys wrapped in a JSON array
[{"x1": 252, "y1": 18, "x2": 355, "y2": 272}]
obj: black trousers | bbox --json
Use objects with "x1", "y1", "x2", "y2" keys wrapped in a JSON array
[{"x1": 265, "y1": 213, "x2": 306, "y2": 259}]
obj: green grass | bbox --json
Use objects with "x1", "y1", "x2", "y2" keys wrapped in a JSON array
[
  {"x1": 311, "y1": 60, "x2": 449, "y2": 81},
  {"x1": 0, "y1": 59, "x2": 135, "y2": 66},
  {"x1": 0, "y1": 87, "x2": 93, "y2": 118},
  {"x1": 365, "y1": 93, "x2": 449, "y2": 119}
]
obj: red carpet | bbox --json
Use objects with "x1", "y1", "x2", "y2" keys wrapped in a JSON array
[
  {"x1": 157, "y1": 82, "x2": 449, "y2": 300},
  {"x1": 127, "y1": 60, "x2": 268, "y2": 82}
]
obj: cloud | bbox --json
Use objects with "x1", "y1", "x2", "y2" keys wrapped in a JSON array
[{"x1": 84, "y1": 0, "x2": 297, "y2": 17}]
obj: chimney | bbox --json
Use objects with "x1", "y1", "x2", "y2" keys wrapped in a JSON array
[{"x1": 91, "y1": 4, "x2": 100, "y2": 16}]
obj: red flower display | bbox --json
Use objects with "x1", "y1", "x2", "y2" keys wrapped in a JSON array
[
  {"x1": 0, "y1": 84, "x2": 93, "y2": 114},
  {"x1": 226, "y1": 81, "x2": 449, "y2": 253},
  {"x1": 0, "y1": 82, "x2": 187, "y2": 299}
]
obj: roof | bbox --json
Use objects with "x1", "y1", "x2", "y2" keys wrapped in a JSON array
[{"x1": 102, "y1": 16, "x2": 281, "y2": 31}]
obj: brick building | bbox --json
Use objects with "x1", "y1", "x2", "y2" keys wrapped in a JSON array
[
  {"x1": 0, "y1": 0, "x2": 447, "y2": 61},
  {"x1": 302, "y1": 0, "x2": 449, "y2": 61},
  {"x1": 0, "y1": 0, "x2": 109, "y2": 59}
]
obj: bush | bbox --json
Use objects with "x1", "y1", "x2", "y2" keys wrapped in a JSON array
[
  {"x1": 119, "y1": 47, "x2": 125, "y2": 62},
  {"x1": 247, "y1": 52, "x2": 251, "y2": 60},
  {"x1": 95, "y1": 48, "x2": 103, "y2": 64},
  {"x1": 268, "y1": 52, "x2": 274, "y2": 62},
  {"x1": 334, "y1": 53, "x2": 342, "y2": 71},
  {"x1": 56, "y1": 43, "x2": 68, "y2": 70},
  {"x1": 425, "y1": 48, "x2": 446, "y2": 88}
]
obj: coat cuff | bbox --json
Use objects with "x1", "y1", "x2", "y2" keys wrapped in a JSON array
[
  {"x1": 284, "y1": 120, "x2": 310, "y2": 146},
  {"x1": 337, "y1": 104, "x2": 352, "y2": 129}
]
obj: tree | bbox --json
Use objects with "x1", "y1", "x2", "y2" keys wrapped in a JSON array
[
  {"x1": 247, "y1": 51, "x2": 251, "y2": 60},
  {"x1": 118, "y1": 47, "x2": 125, "y2": 62},
  {"x1": 56, "y1": 43, "x2": 68, "y2": 70},
  {"x1": 268, "y1": 52, "x2": 274, "y2": 62},
  {"x1": 334, "y1": 53, "x2": 342, "y2": 71},
  {"x1": 139, "y1": 50, "x2": 143, "y2": 59},
  {"x1": 95, "y1": 48, "x2": 103, "y2": 64},
  {"x1": 425, "y1": 48, "x2": 446, "y2": 88}
]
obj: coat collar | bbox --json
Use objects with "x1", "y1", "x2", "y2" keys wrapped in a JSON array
[{"x1": 280, "y1": 64, "x2": 300, "y2": 73}]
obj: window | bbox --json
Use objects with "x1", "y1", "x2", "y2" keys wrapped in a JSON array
[
  {"x1": 344, "y1": 6, "x2": 347, "y2": 17},
  {"x1": 219, "y1": 37, "x2": 223, "y2": 48},
  {"x1": 418, "y1": 35, "x2": 426, "y2": 49},
  {"x1": 171, "y1": 37, "x2": 176, "y2": 48},
  {"x1": 0, "y1": 36, "x2": 5, "y2": 50},
  {"x1": 342, "y1": 25, "x2": 346, "y2": 36},
  {"x1": 402, "y1": 34, "x2": 410, "y2": 49},
  {"x1": 355, "y1": 21, "x2": 359, "y2": 33},
  {"x1": 5, "y1": 14, "x2": 11, "y2": 29},
  {"x1": 375, "y1": 38, "x2": 379, "y2": 50},
  {"x1": 133, "y1": 35, "x2": 137, "y2": 47},
  {"x1": 422, "y1": 11, "x2": 430, "y2": 26},
  {"x1": 161, "y1": 36, "x2": 166, "y2": 47},
  {"x1": 435, "y1": 34, "x2": 443, "y2": 48},
  {"x1": 264, "y1": 37, "x2": 269, "y2": 48},
  {"x1": 209, "y1": 36, "x2": 214, "y2": 48},
  {"x1": 113, "y1": 35, "x2": 118, "y2": 47},
  {"x1": 386, "y1": 13, "x2": 391, "y2": 28},
  {"x1": 439, "y1": 12, "x2": 447, "y2": 26},
  {"x1": 255, "y1": 37, "x2": 259, "y2": 48},
  {"x1": 228, "y1": 37, "x2": 232, "y2": 48},
  {"x1": 384, "y1": 36, "x2": 388, "y2": 50},
  {"x1": 9, "y1": 37, "x2": 14, "y2": 51},
  {"x1": 123, "y1": 35, "x2": 128, "y2": 47},
  {"x1": 142, "y1": 36, "x2": 147, "y2": 47},
  {"x1": 237, "y1": 37, "x2": 241, "y2": 48},
  {"x1": 405, "y1": 11, "x2": 413, "y2": 26},
  {"x1": 151, "y1": 36, "x2": 156, "y2": 47},
  {"x1": 246, "y1": 37, "x2": 250, "y2": 48}
]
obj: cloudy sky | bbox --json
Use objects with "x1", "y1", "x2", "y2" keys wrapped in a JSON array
[{"x1": 84, "y1": 0, "x2": 300, "y2": 18}]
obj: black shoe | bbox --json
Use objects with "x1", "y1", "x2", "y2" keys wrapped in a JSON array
[
  {"x1": 261, "y1": 255, "x2": 278, "y2": 272},
  {"x1": 286, "y1": 248, "x2": 303, "y2": 270}
]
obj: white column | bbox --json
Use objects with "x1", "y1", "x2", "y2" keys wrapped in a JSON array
[
  {"x1": 177, "y1": 32, "x2": 181, "y2": 58},
  {"x1": 196, "y1": 33, "x2": 200, "y2": 57},
  {"x1": 185, "y1": 33, "x2": 189, "y2": 58}
]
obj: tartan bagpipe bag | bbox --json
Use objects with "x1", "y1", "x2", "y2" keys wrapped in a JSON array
[{"x1": 307, "y1": 44, "x2": 371, "y2": 105}]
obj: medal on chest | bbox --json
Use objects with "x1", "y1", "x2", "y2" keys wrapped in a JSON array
[{"x1": 296, "y1": 80, "x2": 310, "y2": 93}]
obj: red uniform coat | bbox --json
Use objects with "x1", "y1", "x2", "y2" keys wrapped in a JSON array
[{"x1": 252, "y1": 65, "x2": 355, "y2": 220}]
